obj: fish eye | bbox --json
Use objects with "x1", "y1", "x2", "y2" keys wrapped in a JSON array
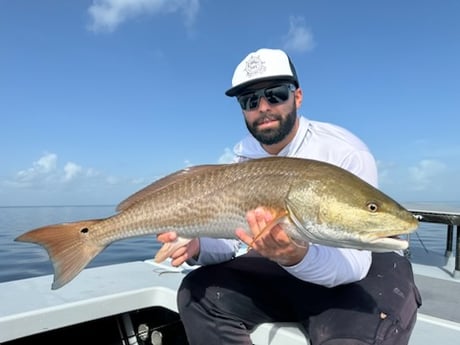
[{"x1": 367, "y1": 202, "x2": 379, "y2": 213}]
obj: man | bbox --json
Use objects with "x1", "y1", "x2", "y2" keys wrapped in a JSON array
[{"x1": 157, "y1": 48, "x2": 421, "y2": 345}]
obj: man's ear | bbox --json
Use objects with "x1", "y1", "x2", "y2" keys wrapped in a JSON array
[{"x1": 295, "y1": 87, "x2": 303, "y2": 108}]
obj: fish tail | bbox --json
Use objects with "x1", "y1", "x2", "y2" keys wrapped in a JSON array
[{"x1": 15, "y1": 219, "x2": 105, "y2": 289}]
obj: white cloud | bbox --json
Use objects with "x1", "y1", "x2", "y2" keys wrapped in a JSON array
[
  {"x1": 376, "y1": 157, "x2": 460, "y2": 203},
  {"x1": 63, "y1": 162, "x2": 83, "y2": 182},
  {"x1": 282, "y1": 16, "x2": 315, "y2": 53},
  {"x1": 376, "y1": 160, "x2": 395, "y2": 185},
  {"x1": 218, "y1": 148, "x2": 235, "y2": 164},
  {"x1": 34, "y1": 153, "x2": 58, "y2": 173},
  {"x1": 87, "y1": 0, "x2": 200, "y2": 33},
  {"x1": 11, "y1": 153, "x2": 58, "y2": 187},
  {"x1": 0, "y1": 153, "x2": 146, "y2": 206},
  {"x1": 4, "y1": 153, "x2": 89, "y2": 188},
  {"x1": 409, "y1": 159, "x2": 447, "y2": 191}
]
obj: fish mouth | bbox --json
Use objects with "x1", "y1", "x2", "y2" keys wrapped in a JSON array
[
  {"x1": 365, "y1": 235, "x2": 409, "y2": 251},
  {"x1": 333, "y1": 233, "x2": 410, "y2": 252},
  {"x1": 362, "y1": 219, "x2": 418, "y2": 251},
  {"x1": 294, "y1": 229, "x2": 411, "y2": 252},
  {"x1": 317, "y1": 231, "x2": 413, "y2": 252}
]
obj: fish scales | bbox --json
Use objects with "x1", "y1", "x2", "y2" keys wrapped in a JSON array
[
  {"x1": 97, "y1": 158, "x2": 298, "y2": 241},
  {"x1": 15, "y1": 156, "x2": 419, "y2": 289}
]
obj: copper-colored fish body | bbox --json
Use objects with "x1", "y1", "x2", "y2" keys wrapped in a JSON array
[{"x1": 15, "y1": 157, "x2": 418, "y2": 289}]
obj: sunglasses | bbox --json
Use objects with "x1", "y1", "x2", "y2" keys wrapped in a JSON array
[{"x1": 237, "y1": 84, "x2": 296, "y2": 111}]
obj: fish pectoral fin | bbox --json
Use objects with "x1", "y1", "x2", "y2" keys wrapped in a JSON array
[
  {"x1": 284, "y1": 198, "x2": 313, "y2": 245},
  {"x1": 154, "y1": 237, "x2": 193, "y2": 263},
  {"x1": 285, "y1": 198, "x2": 305, "y2": 229},
  {"x1": 248, "y1": 209, "x2": 289, "y2": 249}
]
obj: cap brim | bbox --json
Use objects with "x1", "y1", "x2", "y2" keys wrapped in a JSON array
[{"x1": 225, "y1": 76, "x2": 298, "y2": 97}]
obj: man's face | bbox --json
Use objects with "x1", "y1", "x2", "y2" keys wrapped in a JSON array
[{"x1": 238, "y1": 82, "x2": 298, "y2": 146}]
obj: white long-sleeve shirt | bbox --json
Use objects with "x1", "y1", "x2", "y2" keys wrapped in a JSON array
[{"x1": 191, "y1": 116, "x2": 377, "y2": 287}]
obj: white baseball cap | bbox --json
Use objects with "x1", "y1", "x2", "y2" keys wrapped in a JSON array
[{"x1": 225, "y1": 48, "x2": 299, "y2": 97}]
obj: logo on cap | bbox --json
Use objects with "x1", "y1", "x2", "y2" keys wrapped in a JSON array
[{"x1": 244, "y1": 54, "x2": 266, "y2": 78}]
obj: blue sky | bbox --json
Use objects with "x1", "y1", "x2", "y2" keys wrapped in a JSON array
[{"x1": 1, "y1": 0, "x2": 459, "y2": 206}]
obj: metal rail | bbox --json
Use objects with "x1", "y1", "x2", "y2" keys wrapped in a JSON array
[{"x1": 409, "y1": 209, "x2": 460, "y2": 276}]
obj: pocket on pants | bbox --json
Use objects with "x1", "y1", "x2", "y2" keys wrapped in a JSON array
[{"x1": 374, "y1": 307, "x2": 418, "y2": 345}]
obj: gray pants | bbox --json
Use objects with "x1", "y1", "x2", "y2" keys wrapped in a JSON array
[{"x1": 177, "y1": 251, "x2": 421, "y2": 345}]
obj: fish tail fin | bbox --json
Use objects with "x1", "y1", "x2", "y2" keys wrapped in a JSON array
[
  {"x1": 154, "y1": 237, "x2": 192, "y2": 263},
  {"x1": 15, "y1": 219, "x2": 105, "y2": 290}
]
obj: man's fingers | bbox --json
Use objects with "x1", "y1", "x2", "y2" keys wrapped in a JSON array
[
  {"x1": 170, "y1": 256, "x2": 186, "y2": 267},
  {"x1": 246, "y1": 211, "x2": 259, "y2": 236},
  {"x1": 170, "y1": 245, "x2": 187, "y2": 259},
  {"x1": 157, "y1": 231, "x2": 178, "y2": 243},
  {"x1": 247, "y1": 207, "x2": 273, "y2": 235},
  {"x1": 236, "y1": 228, "x2": 253, "y2": 246},
  {"x1": 270, "y1": 225, "x2": 291, "y2": 245}
]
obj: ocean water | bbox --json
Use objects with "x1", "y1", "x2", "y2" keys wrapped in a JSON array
[
  {"x1": 0, "y1": 203, "x2": 459, "y2": 284},
  {"x1": 0, "y1": 205, "x2": 161, "y2": 283}
]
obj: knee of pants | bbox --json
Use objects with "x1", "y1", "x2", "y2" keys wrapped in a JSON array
[
  {"x1": 176, "y1": 270, "x2": 198, "y2": 312},
  {"x1": 176, "y1": 267, "x2": 216, "y2": 313},
  {"x1": 316, "y1": 310, "x2": 418, "y2": 345}
]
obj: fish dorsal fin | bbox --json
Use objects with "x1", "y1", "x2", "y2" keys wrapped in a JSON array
[{"x1": 116, "y1": 164, "x2": 219, "y2": 212}]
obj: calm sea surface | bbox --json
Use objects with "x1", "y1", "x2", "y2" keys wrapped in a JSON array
[
  {"x1": 0, "y1": 203, "x2": 459, "y2": 284},
  {"x1": 0, "y1": 205, "x2": 161, "y2": 283}
]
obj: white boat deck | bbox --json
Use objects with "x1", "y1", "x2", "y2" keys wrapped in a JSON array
[
  {"x1": 0, "y1": 256, "x2": 459, "y2": 345},
  {"x1": 0, "y1": 260, "x2": 309, "y2": 345}
]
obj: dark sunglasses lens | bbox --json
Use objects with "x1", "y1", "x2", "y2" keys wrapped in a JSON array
[
  {"x1": 248, "y1": 95, "x2": 260, "y2": 109},
  {"x1": 238, "y1": 94, "x2": 257, "y2": 110},
  {"x1": 238, "y1": 84, "x2": 292, "y2": 110},
  {"x1": 265, "y1": 85, "x2": 290, "y2": 103}
]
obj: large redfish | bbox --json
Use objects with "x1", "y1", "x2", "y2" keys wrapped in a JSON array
[{"x1": 15, "y1": 157, "x2": 418, "y2": 289}]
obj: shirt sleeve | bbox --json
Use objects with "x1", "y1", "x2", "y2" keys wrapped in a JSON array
[
  {"x1": 186, "y1": 238, "x2": 241, "y2": 266},
  {"x1": 281, "y1": 245, "x2": 372, "y2": 287},
  {"x1": 341, "y1": 150, "x2": 379, "y2": 188}
]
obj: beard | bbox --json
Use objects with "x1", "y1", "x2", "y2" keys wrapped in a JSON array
[{"x1": 245, "y1": 108, "x2": 297, "y2": 145}]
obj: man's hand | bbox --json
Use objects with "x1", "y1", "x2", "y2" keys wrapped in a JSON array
[
  {"x1": 236, "y1": 207, "x2": 309, "y2": 266},
  {"x1": 156, "y1": 232, "x2": 200, "y2": 267}
]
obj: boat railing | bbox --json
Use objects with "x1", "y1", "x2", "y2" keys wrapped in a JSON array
[{"x1": 409, "y1": 208, "x2": 460, "y2": 277}]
